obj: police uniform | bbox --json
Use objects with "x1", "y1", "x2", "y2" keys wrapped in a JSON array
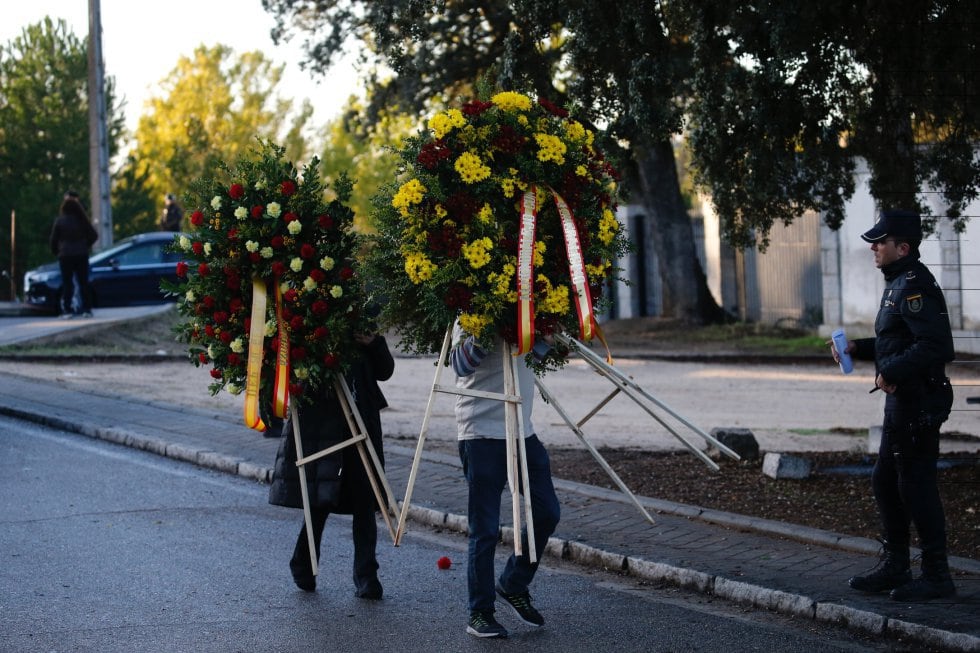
[{"x1": 847, "y1": 210, "x2": 956, "y2": 601}]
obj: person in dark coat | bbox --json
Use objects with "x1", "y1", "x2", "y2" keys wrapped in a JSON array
[
  {"x1": 832, "y1": 209, "x2": 956, "y2": 602},
  {"x1": 49, "y1": 193, "x2": 98, "y2": 318},
  {"x1": 268, "y1": 332, "x2": 394, "y2": 599},
  {"x1": 160, "y1": 193, "x2": 183, "y2": 231}
]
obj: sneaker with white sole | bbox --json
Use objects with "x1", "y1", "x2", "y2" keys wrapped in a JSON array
[
  {"x1": 467, "y1": 610, "x2": 508, "y2": 638},
  {"x1": 496, "y1": 584, "x2": 544, "y2": 627}
]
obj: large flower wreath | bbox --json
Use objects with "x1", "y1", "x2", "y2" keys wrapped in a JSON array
[
  {"x1": 368, "y1": 91, "x2": 630, "y2": 373},
  {"x1": 164, "y1": 142, "x2": 370, "y2": 430}
]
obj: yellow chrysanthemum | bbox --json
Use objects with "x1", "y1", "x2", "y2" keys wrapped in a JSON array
[
  {"x1": 392, "y1": 179, "x2": 427, "y2": 217},
  {"x1": 537, "y1": 275, "x2": 571, "y2": 314},
  {"x1": 461, "y1": 237, "x2": 493, "y2": 269},
  {"x1": 428, "y1": 108, "x2": 466, "y2": 139},
  {"x1": 534, "y1": 240, "x2": 546, "y2": 267},
  {"x1": 534, "y1": 133, "x2": 567, "y2": 164},
  {"x1": 459, "y1": 312, "x2": 492, "y2": 339},
  {"x1": 598, "y1": 208, "x2": 620, "y2": 245},
  {"x1": 565, "y1": 120, "x2": 587, "y2": 142},
  {"x1": 478, "y1": 203, "x2": 494, "y2": 224},
  {"x1": 404, "y1": 251, "x2": 437, "y2": 284},
  {"x1": 488, "y1": 261, "x2": 517, "y2": 301},
  {"x1": 454, "y1": 151, "x2": 492, "y2": 184},
  {"x1": 491, "y1": 91, "x2": 532, "y2": 112}
]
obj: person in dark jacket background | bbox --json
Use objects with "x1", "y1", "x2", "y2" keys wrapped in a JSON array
[
  {"x1": 831, "y1": 209, "x2": 956, "y2": 602},
  {"x1": 268, "y1": 332, "x2": 394, "y2": 599},
  {"x1": 49, "y1": 192, "x2": 98, "y2": 318}
]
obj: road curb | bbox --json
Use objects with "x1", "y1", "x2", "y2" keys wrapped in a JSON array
[{"x1": 3, "y1": 403, "x2": 977, "y2": 651}]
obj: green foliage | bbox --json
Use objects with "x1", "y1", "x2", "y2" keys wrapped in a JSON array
[
  {"x1": 125, "y1": 45, "x2": 315, "y2": 233},
  {"x1": 0, "y1": 18, "x2": 124, "y2": 294}
]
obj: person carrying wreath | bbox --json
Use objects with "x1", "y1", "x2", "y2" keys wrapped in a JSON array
[
  {"x1": 450, "y1": 320, "x2": 561, "y2": 638},
  {"x1": 268, "y1": 330, "x2": 394, "y2": 599}
]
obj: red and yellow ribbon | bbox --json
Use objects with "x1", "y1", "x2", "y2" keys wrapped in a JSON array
[
  {"x1": 244, "y1": 277, "x2": 268, "y2": 432},
  {"x1": 515, "y1": 186, "x2": 595, "y2": 354},
  {"x1": 243, "y1": 275, "x2": 291, "y2": 431}
]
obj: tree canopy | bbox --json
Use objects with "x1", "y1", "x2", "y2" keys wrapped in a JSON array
[
  {"x1": 0, "y1": 18, "x2": 124, "y2": 290},
  {"x1": 263, "y1": 0, "x2": 728, "y2": 322},
  {"x1": 115, "y1": 44, "x2": 315, "y2": 236}
]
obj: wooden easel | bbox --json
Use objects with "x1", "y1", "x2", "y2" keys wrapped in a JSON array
[
  {"x1": 290, "y1": 374, "x2": 401, "y2": 575},
  {"x1": 394, "y1": 328, "x2": 539, "y2": 562}
]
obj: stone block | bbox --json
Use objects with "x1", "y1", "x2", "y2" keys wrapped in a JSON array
[
  {"x1": 762, "y1": 452, "x2": 812, "y2": 479},
  {"x1": 708, "y1": 427, "x2": 760, "y2": 461}
]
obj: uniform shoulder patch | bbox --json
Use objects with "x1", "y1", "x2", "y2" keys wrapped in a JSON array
[
  {"x1": 906, "y1": 293, "x2": 923, "y2": 312},
  {"x1": 906, "y1": 271, "x2": 917, "y2": 280}
]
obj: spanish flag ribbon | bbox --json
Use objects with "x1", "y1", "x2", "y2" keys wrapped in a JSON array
[
  {"x1": 244, "y1": 276, "x2": 268, "y2": 432},
  {"x1": 271, "y1": 280, "x2": 290, "y2": 419},
  {"x1": 515, "y1": 189, "x2": 538, "y2": 355},
  {"x1": 514, "y1": 187, "x2": 596, "y2": 355}
]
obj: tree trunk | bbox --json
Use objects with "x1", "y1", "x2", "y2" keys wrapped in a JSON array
[{"x1": 633, "y1": 138, "x2": 727, "y2": 324}]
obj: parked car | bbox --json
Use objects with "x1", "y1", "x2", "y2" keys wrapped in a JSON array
[{"x1": 23, "y1": 231, "x2": 186, "y2": 313}]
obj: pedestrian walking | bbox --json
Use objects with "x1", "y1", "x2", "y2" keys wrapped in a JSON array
[
  {"x1": 268, "y1": 332, "x2": 394, "y2": 599},
  {"x1": 831, "y1": 209, "x2": 956, "y2": 602},
  {"x1": 450, "y1": 321, "x2": 561, "y2": 638},
  {"x1": 49, "y1": 192, "x2": 98, "y2": 318},
  {"x1": 160, "y1": 193, "x2": 183, "y2": 232}
]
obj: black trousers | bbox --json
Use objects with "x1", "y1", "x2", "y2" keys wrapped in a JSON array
[
  {"x1": 290, "y1": 506, "x2": 379, "y2": 586},
  {"x1": 58, "y1": 254, "x2": 92, "y2": 314},
  {"x1": 872, "y1": 407, "x2": 948, "y2": 560}
]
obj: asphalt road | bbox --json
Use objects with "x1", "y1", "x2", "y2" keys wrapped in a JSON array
[{"x1": 0, "y1": 415, "x2": 892, "y2": 653}]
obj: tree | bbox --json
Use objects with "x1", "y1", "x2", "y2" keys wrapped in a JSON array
[
  {"x1": 262, "y1": 0, "x2": 728, "y2": 322},
  {"x1": 0, "y1": 17, "x2": 123, "y2": 291},
  {"x1": 682, "y1": 0, "x2": 979, "y2": 247},
  {"x1": 117, "y1": 44, "x2": 315, "y2": 235}
]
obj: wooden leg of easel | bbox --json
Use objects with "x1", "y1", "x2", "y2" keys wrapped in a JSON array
[
  {"x1": 501, "y1": 343, "x2": 523, "y2": 558},
  {"x1": 511, "y1": 349, "x2": 537, "y2": 564},
  {"x1": 535, "y1": 377, "x2": 656, "y2": 525},
  {"x1": 332, "y1": 375, "x2": 399, "y2": 543},
  {"x1": 394, "y1": 327, "x2": 453, "y2": 546},
  {"x1": 291, "y1": 402, "x2": 318, "y2": 576}
]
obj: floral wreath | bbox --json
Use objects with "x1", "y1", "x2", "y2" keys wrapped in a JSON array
[
  {"x1": 165, "y1": 142, "x2": 369, "y2": 430},
  {"x1": 368, "y1": 91, "x2": 630, "y2": 373}
]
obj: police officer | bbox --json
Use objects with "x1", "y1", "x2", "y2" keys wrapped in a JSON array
[{"x1": 831, "y1": 209, "x2": 956, "y2": 602}]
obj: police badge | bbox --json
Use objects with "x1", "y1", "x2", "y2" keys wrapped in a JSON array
[{"x1": 907, "y1": 293, "x2": 923, "y2": 312}]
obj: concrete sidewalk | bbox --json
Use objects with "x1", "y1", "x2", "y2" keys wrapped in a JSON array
[{"x1": 0, "y1": 369, "x2": 977, "y2": 651}]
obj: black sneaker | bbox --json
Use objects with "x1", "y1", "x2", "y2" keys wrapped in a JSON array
[
  {"x1": 467, "y1": 610, "x2": 508, "y2": 638},
  {"x1": 496, "y1": 584, "x2": 544, "y2": 627}
]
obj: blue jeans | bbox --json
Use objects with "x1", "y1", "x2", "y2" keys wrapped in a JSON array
[{"x1": 458, "y1": 436, "x2": 561, "y2": 613}]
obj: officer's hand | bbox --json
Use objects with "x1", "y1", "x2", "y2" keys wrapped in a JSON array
[{"x1": 875, "y1": 374, "x2": 897, "y2": 394}]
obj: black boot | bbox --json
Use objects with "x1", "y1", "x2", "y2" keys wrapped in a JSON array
[
  {"x1": 848, "y1": 540, "x2": 911, "y2": 593},
  {"x1": 890, "y1": 551, "x2": 956, "y2": 602}
]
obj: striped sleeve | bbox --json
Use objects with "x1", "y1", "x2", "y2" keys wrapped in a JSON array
[{"x1": 450, "y1": 335, "x2": 487, "y2": 376}]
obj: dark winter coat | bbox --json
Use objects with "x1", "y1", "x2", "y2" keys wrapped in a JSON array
[
  {"x1": 852, "y1": 254, "x2": 954, "y2": 418},
  {"x1": 268, "y1": 335, "x2": 395, "y2": 514},
  {"x1": 49, "y1": 212, "x2": 98, "y2": 258}
]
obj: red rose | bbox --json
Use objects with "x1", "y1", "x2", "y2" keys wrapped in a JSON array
[
  {"x1": 283, "y1": 289, "x2": 298, "y2": 303},
  {"x1": 192, "y1": 241, "x2": 204, "y2": 255},
  {"x1": 229, "y1": 183, "x2": 245, "y2": 199},
  {"x1": 311, "y1": 300, "x2": 329, "y2": 315},
  {"x1": 437, "y1": 556, "x2": 452, "y2": 570},
  {"x1": 198, "y1": 352, "x2": 208, "y2": 364},
  {"x1": 229, "y1": 297, "x2": 243, "y2": 313},
  {"x1": 219, "y1": 331, "x2": 232, "y2": 344},
  {"x1": 204, "y1": 324, "x2": 215, "y2": 338},
  {"x1": 249, "y1": 252, "x2": 261, "y2": 263},
  {"x1": 323, "y1": 353, "x2": 339, "y2": 368},
  {"x1": 202, "y1": 295, "x2": 215, "y2": 308},
  {"x1": 300, "y1": 243, "x2": 315, "y2": 259},
  {"x1": 210, "y1": 368, "x2": 223, "y2": 379},
  {"x1": 251, "y1": 205, "x2": 264, "y2": 219},
  {"x1": 190, "y1": 210, "x2": 204, "y2": 226},
  {"x1": 280, "y1": 180, "x2": 297, "y2": 196},
  {"x1": 270, "y1": 235, "x2": 284, "y2": 248},
  {"x1": 340, "y1": 266, "x2": 354, "y2": 280},
  {"x1": 213, "y1": 311, "x2": 229, "y2": 324},
  {"x1": 283, "y1": 212, "x2": 299, "y2": 223},
  {"x1": 289, "y1": 383, "x2": 304, "y2": 397},
  {"x1": 176, "y1": 261, "x2": 189, "y2": 277},
  {"x1": 309, "y1": 269, "x2": 325, "y2": 282},
  {"x1": 198, "y1": 263, "x2": 209, "y2": 276},
  {"x1": 317, "y1": 214, "x2": 334, "y2": 229},
  {"x1": 292, "y1": 347, "x2": 306, "y2": 361},
  {"x1": 313, "y1": 326, "x2": 328, "y2": 340},
  {"x1": 227, "y1": 353, "x2": 241, "y2": 366},
  {"x1": 228, "y1": 228, "x2": 239, "y2": 240},
  {"x1": 225, "y1": 276, "x2": 240, "y2": 290},
  {"x1": 290, "y1": 316, "x2": 304, "y2": 332},
  {"x1": 271, "y1": 261, "x2": 286, "y2": 277}
]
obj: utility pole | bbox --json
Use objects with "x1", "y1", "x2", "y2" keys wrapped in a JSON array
[{"x1": 87, "y1": 0, "x2": 113, "y2": 250}]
